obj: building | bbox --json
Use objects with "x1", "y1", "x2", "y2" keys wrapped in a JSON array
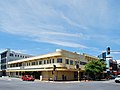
[
  {"x1": 82, "y1": 53, "x2": 98, "y2": 61},
  {"x1": 105, "y1": 56, "x2": 118, "y2": 78},
  {"x1": 109, "y1": 59, "x2": 118, "y2": 76},
  {"x1": 116, "y1": 60, "x2": 120, "y2": 75},
  {"x1": 0, "y1": 62, "x2": 2, "y2": 76},
  {"x1": 0, "y1": 49, "x2": 33, "y2": 76},
  {"x1": 7, "y1": 49, "x2": 98, "y2": 81}
]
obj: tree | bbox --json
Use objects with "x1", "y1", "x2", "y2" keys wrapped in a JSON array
[{"x1": 85, "y1": 60, "x2": 106, "y2": 80}]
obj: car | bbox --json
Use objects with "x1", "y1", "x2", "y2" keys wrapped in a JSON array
[
  {"x1": 22, "y1": 75, "x2": 35, "y2": 81},
  {"x1": 115, "y1": 75, "x2": 120, "y2": 83},
  {"x1": 109, "y1": 75, "x2": 116, "y2": 79}
]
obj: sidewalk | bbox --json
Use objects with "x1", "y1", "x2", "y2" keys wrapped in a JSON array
[
  {"x1": 35, "y1": 79, "x2": 93, "y2": 83},
  {"x1": 0, "y1": 77, "x2": 109, "y2": 83}
]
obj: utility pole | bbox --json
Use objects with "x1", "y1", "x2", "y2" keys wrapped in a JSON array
[
  {"x1": 53, "y1": 65, "x2": 56, "y2": 81},
  {"x1": 76, "y1": 64, "x2": 80, "y2": 81}
]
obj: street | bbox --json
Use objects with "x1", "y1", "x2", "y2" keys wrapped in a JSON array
[{"x1": 0, "y1": 77, "x2": 120, "y2": 90}]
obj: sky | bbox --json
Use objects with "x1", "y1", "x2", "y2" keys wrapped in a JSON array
[{"x1": 0, "y1": 0, "x2": 120, "y2": 60}]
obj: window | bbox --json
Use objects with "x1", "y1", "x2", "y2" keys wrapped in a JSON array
[
  {"x1": 65, "y1": 59, "x2": 69, "y2": 64},
  {"x1": 47, "y1": 60, "x2": 50, "y2": 64},
  {"x1": 39, "y1": 61, "x2": 42, "y2": 65},
  {"x1": 19, "y1": 63, "x2": 22, "y2": 67},
  {"x1": 44, "y1": 60, "x2": 46, "y2": 64},
  {"x1": 16, "y1": 63, "x2": 19, "y2": 67},
  {"x1": 23, "y1": 63, "x2": 26, "y2": 66},
  {"x1": 70, "y1": 60, "x2": 73, "y2": 65},
  {"x1": 1, "y1": 51, "x2": 7, "y2": 58},
  {"x1": 10, "y1": 64, "x2": 12, "y2": 67},
  {"x1": 36, "y1": 61, "x2": 38, "y2": 65},
  {"x1": 50, "y1": 59, "x2": 51, "y2": 63},
  {"x1": 10, "y1": 53, "x2": 14, "y2": 56},
  {"x1": 26, "y1": 62, "x2": 29, "y2": 66},
  {"x1": 28, "y1": 62, "x2": 31, "y2": 66},
  {"x1": 1, "y1": 65, "x2": 6, "y2": 69},
  {"x1": 16, "y1": 72, "x2": 18, "y2": 75},
  {"x1": 80, "y1": 61, "x2": 87, "y2": 65},
  {"x1": 32, "y1": 62, "x2": 36, "y2": 65},
  {"x1": 1, "y1": 59, "x2": 6, "y2": 63},
  {"x1": 52, "y1": 59, "x2": 54, "y2": 63},
  {"x1": 19, "y1": 72, "x2": 22, "y2": 75},
  {"x1": 57, "y1": 58, "x2": 62, "y2": 63}
]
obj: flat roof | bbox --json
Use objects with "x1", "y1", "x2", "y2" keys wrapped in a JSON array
[{"x1": 8, "y1": 51, "x2": 62, "y2": 64}]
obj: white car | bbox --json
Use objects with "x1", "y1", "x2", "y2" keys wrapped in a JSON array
[{"x1": 115, "y1": 75, "x2": 120, "y2": 83}]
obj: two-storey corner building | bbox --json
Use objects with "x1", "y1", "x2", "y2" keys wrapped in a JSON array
[
  {"x1": 0, "y1": 49, "x2": 33, "y2": 76},
  {"x1": 7, "y1": 49, "x2": 82, "y2": 81},
  {"x1": 7, "y1": 49, "x2": 99, "y2": 81}
]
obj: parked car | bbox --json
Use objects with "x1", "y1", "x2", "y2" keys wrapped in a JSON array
[
  {"x1": 22, "y1": 75, "x2": 35, "y2": 81},
  {"x1": 115, "y1": 75, "x2": 120, "y2": 83},
  {"x1": 109, "y1": 75, "x2": 116, "y2": 79}
]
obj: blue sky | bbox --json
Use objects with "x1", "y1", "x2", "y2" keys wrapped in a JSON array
[{"x1": 0, "y1": 0, "x2": 120, "y2": 59}]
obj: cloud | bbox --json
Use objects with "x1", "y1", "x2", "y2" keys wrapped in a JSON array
[
  {"x1": 11, "y1": 49, "x2": 29, "y2": 54},
  {"x1": 34, "y1": 38, "x2": 88, "y2": 49},
  {"x1": 60, "y1": 13, "x2": 89, "y2": 30},
  {"x1": 0, "y1": 0, "x2": 120, "y2": 52},
  {"x1": 0, "y1": 0, "x2": 90, "y2": 49}
]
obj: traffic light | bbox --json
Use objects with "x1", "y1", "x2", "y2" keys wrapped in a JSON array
[
  {"x1": 53, "y1": 65, "x2": 56, "y2": 71},
  {"x1": 107, "y1": 47, "x2": 110, "y2": 55}
]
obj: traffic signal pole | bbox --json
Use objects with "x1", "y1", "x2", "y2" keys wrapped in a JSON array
[
  {"x1": 107, "y1": 47, "x2": 120, "y2": 55},
  {"x1": 110, "y1": 51, "x2": 120, "y2": 52}
]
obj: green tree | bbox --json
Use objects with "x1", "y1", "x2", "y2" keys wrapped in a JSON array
[{"x1": 85, "y1": 60, "x2": 106, "y2": 80}]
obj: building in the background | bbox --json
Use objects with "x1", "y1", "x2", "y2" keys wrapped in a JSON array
[
  {"x1": 109, "y1": 59, "x2": 118, "y2": 76},
  {"x1": 0, "y1": 49, "x2": 33, "y2": 76},
  {"x1": 98, "y1": 52, "x2": 118, "y2": 78},
  {"x1": 0, "y1": 62, "x2": 2, "y2": 76},
  {"x1": 105, "y1": 56, "x2": 118, "y2": 78},
  {"x1": 116, "y1": 60, "x2": 120, "y2": 75},
  {"x1": 7, "y1": 49, "x2": 99, "y2": 81}
]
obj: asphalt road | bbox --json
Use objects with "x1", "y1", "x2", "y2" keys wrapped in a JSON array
[{"x1": 0, "y1": 77, "x2": 120, "y2": 90}]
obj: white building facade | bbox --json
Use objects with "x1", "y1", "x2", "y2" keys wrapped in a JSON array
[
  {"x1": 7, "y1": 49, "x2": 98, "y2": 81},
  {"x1": 0, "y1": 49, "x2": 33, "y2": 76}
]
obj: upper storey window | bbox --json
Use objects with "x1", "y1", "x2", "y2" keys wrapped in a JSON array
[
  {"x1": 65, "y1": 59, "x2": 69, "y2": 64},
  {"x1": 57, "y1": 58, "x2": 62, "y2": 63},
  {"x1": 70, "y1": 60, "x2": 73, "y2": 65},
  {"x1": 10, "y1": 53, "x2": 14, "y2": 56}
]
